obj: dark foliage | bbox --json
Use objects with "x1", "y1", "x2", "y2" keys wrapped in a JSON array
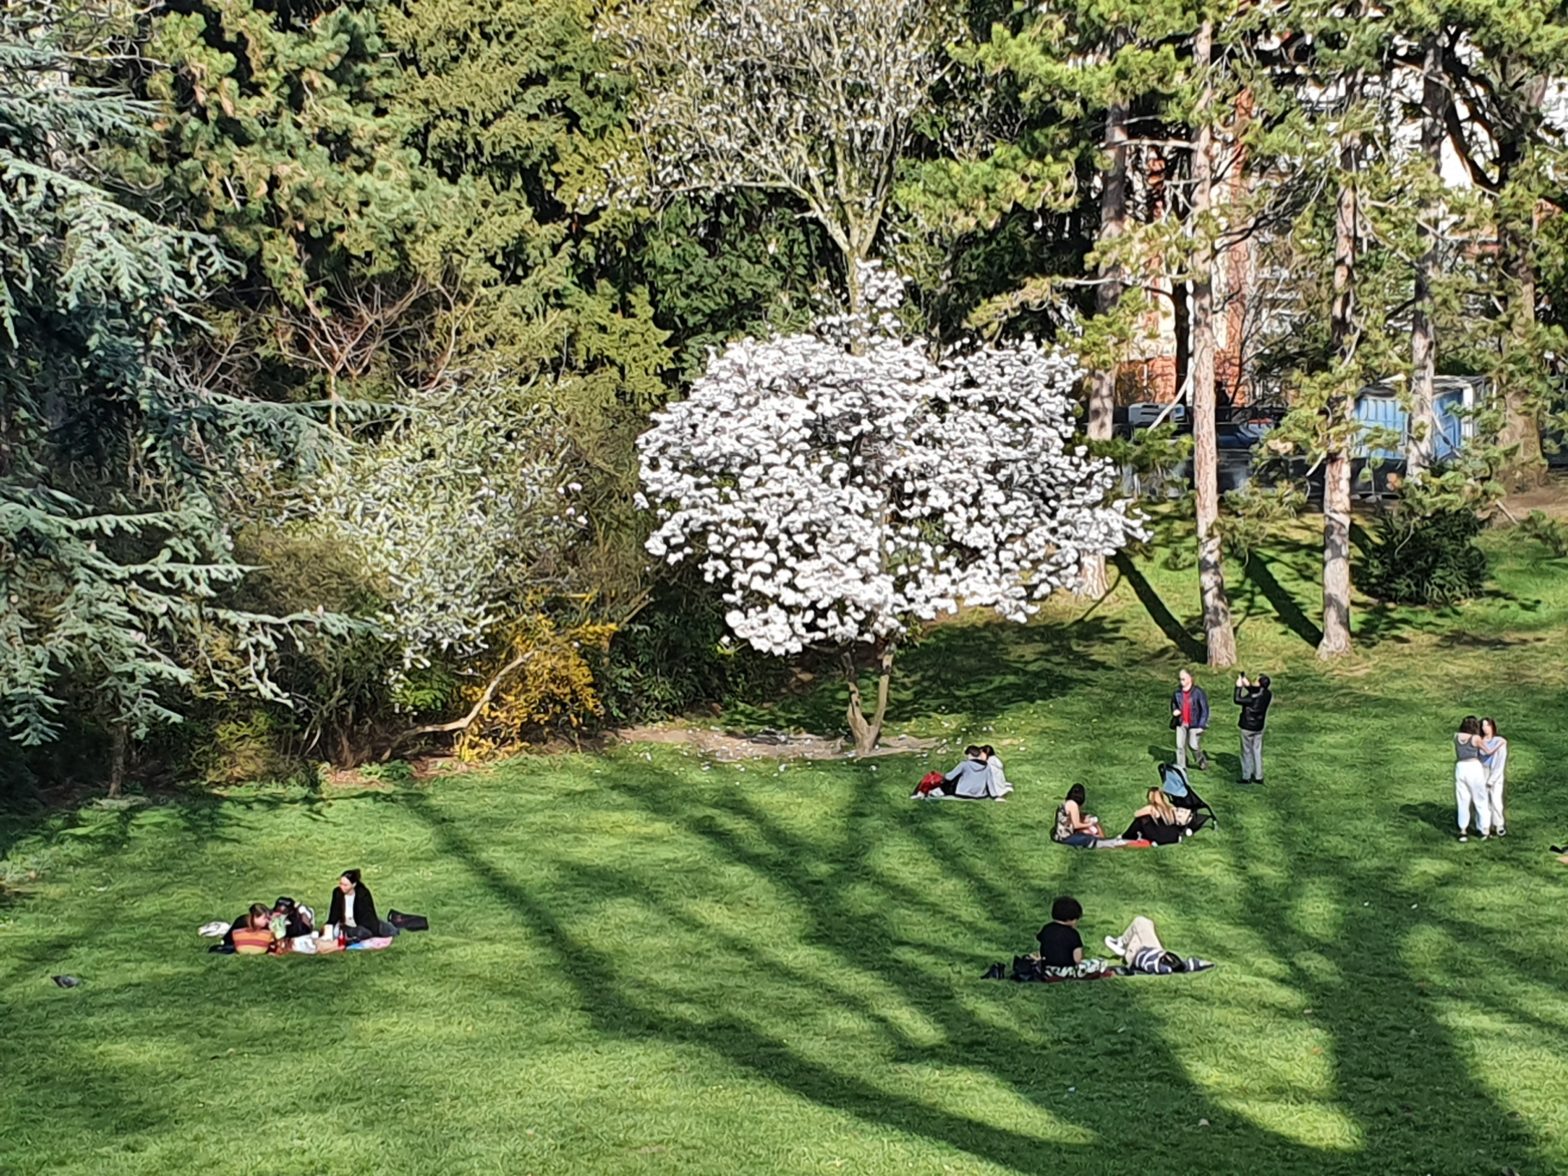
[{"x1": 1359, "y1": 508, "x2": 1489, "y2": 605}]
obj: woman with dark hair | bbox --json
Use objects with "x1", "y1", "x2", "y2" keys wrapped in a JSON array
[
  {"x1": 1479, "y1": 717, "x2": 1508, "y2": 837},
  {"x1": 1052, "y1": 785, "x2": 1101, "y2": 847},
  {"x1": 1454, "y1": 716, "x2": 1490, "y2": 842},
  {"x1": 1032, "y1": 895, "x2": 1108, "y2": 977},
  {"x1": 271, "y1": 896, "x2": 315, "y2": 940},
  {"x1": 325, "y1": 869, "x2": 386, "y2": 942}
]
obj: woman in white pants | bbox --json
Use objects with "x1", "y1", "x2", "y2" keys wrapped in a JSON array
[
  {"x1": 1454, "y1": 715, "x2": 1490, "y2": 842},
  {"x1": 1480, "y1": 717, "x2": 1508, "y2": 837}
]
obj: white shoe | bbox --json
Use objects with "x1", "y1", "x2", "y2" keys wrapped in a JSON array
[
  {"x1": 1458, "y1": 834, "x2": 1468, "y2": 842},
  {"x1": 1104, "y1": 935, "x2": 1125, "y2": 957}
]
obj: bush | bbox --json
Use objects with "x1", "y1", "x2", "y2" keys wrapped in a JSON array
[
  {"x1": 1359, "y1": 508, "x2": 1489, "y2": 605},
  {"x1": 596, "y1": 576, "x2": 786, "y2": 725},
  {"x1": 191, "y1": 710, "x2": 301, "y2": 786},
  {"x1": 1518, "y1": 509, "x2": 1568, "y2": 558},
  {"x1": 454, "y1": 616, "x2": 617, "y2": 759}
]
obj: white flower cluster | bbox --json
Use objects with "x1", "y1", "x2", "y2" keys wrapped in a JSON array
[{"x1": 638, "y1": 275, "x2": 1144, "y2": 657}]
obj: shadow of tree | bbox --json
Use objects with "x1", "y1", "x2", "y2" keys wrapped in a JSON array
[
  {"x1": 1239, "y1": 552, "x2": 1324, "y2": 648},
  {"x1": 395, "y1": 757, "x2": 1551, "y2": 1174},
  {"x1": 1114, "y1": 554, "x2": 1207, "y2": 662}
]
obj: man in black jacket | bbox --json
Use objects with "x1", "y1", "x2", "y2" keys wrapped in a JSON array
[{"x1": 1234, "y1": 674, "x2": 1272, "y2": 783}]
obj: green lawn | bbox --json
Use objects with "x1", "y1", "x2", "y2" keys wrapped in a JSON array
[{"x1": 3, "y1": 527, "x2": 1568, "y2": 1175}]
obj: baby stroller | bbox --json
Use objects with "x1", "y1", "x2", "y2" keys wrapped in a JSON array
[{"x1": 1158, "y1": 763, "x2": 1217, "y2": 833}]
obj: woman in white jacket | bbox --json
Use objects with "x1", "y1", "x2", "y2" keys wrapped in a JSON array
[
  {"x1": 1479, "y1": 717, "x2": 1508, "y2": 837},
  {"x1": 1454, "y1": 715, "x2": 1490, "y2": 842}
]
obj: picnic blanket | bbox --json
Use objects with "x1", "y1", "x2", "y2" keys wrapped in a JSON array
[
  {"x1": 198, "y1": 921, "x2": 398, "y2": 956},
  {"x1": 983, "y1": 956, "x2": 1215, "y2": 983}
]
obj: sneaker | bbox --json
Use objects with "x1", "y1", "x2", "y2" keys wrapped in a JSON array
[
  {"x1": 1104, "y1": 936, "x2": 1126, "y2": 957},
  {"x1": 1497, "y1": 828, "x2": 1507, "y2": 837},
  {"x1": 1458, "y1": 834, "x2": 1468, "y2": 842}
]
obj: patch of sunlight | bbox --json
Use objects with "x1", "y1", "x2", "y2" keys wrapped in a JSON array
[
  {"x1": 1434, "y1": 1000, "x2": 1568, "y2": 1136},
  {"x1": 1219, "y1": 1099, "x2": 1364, "y2": 1151},
  {"x1": 1287, "y1": 877, "x2": 1345, "y2": 944},
  {"x1": 1400, "y1": 856, "x2": 1459, "y2": 892},
  {"x1": 888, "y1": 1064, "x2": 1100, "y2": 1145},
  {"x1": 1400, "y1": 922, "x2": 1456, "y2": 972},
  {"x1": 1167, "y1": 1007, "x2": 1360, "y2": 1150},
  {"x1": 1291, "y1": 949, "x2": 1342, "y2": 986}
]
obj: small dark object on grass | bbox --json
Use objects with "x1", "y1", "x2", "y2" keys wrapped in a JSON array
[
  {"x1": 1551, "y1": 845, "x2": 1566, "y2": 855},
  {"x1": 388, "y1": 910, "x2": 429, "y2": 932},
  {"x1": 51, "y1": 975, "x2": 80, "y2": 988},
  {"x1": 980, "y1": 962, "x2": 1006, "y2": 980}
]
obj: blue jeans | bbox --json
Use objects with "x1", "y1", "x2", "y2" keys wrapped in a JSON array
[{"x1": 1059, "y1": 833, "x2": 1097, "y2": 848}]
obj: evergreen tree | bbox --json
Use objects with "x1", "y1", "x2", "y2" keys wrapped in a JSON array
[{"x1": 0, "y1": 0, "x2": 347, "y2": 792}]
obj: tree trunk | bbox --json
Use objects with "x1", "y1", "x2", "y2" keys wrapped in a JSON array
[
  {"x1": 1494, "y1": 72, "x2": 1549, "y2": 489},
  {"x1": 842, "y1": 643, "x2": 894, "y2": 756},
  {"x1": 1078, "y1": 96, "x2": 1130, "y2": 597},
  {"x1": 1407, "y1": 36, "x2": 1444, "y2": 482},
  {"x1": 107, "y1": 722, "x2": 128, "y2": 799},
  {"x1": 1189, "y1": 19, "x2": 1236, "y2": 669},
  {"x1": 1320, "y1": 450, "x2": 1353, "y2": 656},
  {"x1": 1319, "y1": 113, "x2": 1362, "y2": 659}
]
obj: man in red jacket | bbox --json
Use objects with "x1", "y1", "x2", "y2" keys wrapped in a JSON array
[{"x1": 1170, "y1": 669, "x2": 1210, "y2": 771}]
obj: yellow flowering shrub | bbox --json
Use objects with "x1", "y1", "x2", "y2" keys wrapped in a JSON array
[{"x1": 455, "y1": 617, "x2": 616, "y2": 760}]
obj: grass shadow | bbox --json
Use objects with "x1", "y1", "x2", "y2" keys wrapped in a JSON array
[
  {"x1": 1114, "y1": 553, "x2": 1206, "y2": 662},
  {"x1": 1241, "y1": 552, "x2": 1324, "y2": 648}
]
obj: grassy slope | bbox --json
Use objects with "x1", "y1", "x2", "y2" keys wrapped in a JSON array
[{"x1": 2, "y1": 528, "x2": 1567, "y2": 1175}]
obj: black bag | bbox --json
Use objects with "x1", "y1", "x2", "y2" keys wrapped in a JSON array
[
  {"x1": 387, "y1": 910, "x2": 429, "y2": 932},
  {"x1": 1011, "y1": 955, "x2": 1044, "y2": 982}
]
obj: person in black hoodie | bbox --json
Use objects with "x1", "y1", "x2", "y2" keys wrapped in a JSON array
[
  {"x1": 1234, "y1": 673, "x2": 1272, "y2": 784},
  {"x1": 326, "y1": 869, "x2": 386, "y2": 942}
]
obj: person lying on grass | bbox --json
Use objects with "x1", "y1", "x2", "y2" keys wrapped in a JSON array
[
  {"x1": 1120, "y1": 787, "x2": 1194, "y2": 845},
  {"x1": 1102, "y1": 916, "x2": 1212, "y2": 974},
  {"x1": 1052, "y1": 784, "x2": 1103, "y2": 846},
  {"x1": 1030, "y1": 895, "x2": 1109, "y2": 978}
]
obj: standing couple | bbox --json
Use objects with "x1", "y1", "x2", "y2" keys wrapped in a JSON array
[
  {"x1": 1454, "y1": 716, "x2": 1508, "y2": 841},
  {"x1": 1170, "y1": 669, "x2": 1272, "y2": 783}
]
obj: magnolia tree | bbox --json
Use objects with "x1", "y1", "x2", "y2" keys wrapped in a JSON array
[{"x1": 638, "y1": 271, "x2": 1142, "y2": 753}]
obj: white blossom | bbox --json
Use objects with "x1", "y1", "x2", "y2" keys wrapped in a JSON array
[{"x1": 638, "y1": 269, "x2": 1144, "y2": 659}]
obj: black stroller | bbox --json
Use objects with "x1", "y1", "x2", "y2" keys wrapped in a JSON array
[{"x1": 1158, "y1": 763, "x2": 1217, "y2": 833}]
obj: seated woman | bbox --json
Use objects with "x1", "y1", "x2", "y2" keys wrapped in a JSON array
[
  {"x1": 1052, "y1": 784, "x2": 1102, "y2": 847},
  {"x1": 981, "y1": 745, "x2": 1012, "y2": 800},
  {"x1": 324, "y1": 868, "x2": 390, "y2": 942},
  {"x1": 219, "y1": 904, "x2": 275, "y2": 954},
  {"x1": 1120, "y1": 787, "x2": 1193, "y2": 845},
  {"x1": 1033, "y1": 895, "x2": 1108, "y2": 977},
  {"x1": 271, "y1": 897, "x2": 315, "y2": 939}
]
